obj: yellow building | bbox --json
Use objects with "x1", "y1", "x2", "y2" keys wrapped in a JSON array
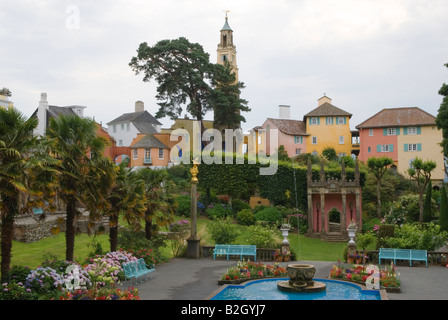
[{"x1": 304, "y1": 96, "x2": 353, "y2": 156}]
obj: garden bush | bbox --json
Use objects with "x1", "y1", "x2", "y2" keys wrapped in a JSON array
[
  {"x1": 208, "y1": 218, "x2": 239, "y2": 244},
  {"x1": 231, "y1": 199, "x2": 251, "y2": 214},
  {"x1": 254, "y1": 207, "x2": 283, "y2": 226},
  {"x1": 382, "y1": 223, "x2": 448, "y2": 251},
  {"x1": 242, "y1": 225, "x2": 278, "y2": 248},
  {"x1": 206, "y1": 203, "x2": 233, "y2": 219},
  {"x1": 236, "y1": 209, "x2": 255, "y2": 226},
  {"x1": 175, "y1": 194, "x2": 192, "y2": 217}
]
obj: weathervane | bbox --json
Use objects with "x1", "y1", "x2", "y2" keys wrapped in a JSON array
[{"x1": 224, "y1": 9, "x2": 230, "y2": 18}]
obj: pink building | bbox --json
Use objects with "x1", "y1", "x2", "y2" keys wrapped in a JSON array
[{"x1": 260, "y1": 105, "x2": 309, "y2": 157}]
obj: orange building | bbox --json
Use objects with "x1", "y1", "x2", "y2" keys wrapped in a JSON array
[{"x1": 130, "y1": 133, "x2": 181, "y2": 169}]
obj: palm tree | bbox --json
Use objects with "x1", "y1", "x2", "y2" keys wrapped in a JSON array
[
  {"x1": 105, "y1": 158, "x2": 146, "y2": 251},
  {"x1": 46, "y1": 115, "x2": 109, "y2": 261},
  {"x1": 0, "y1": 107, "x2": 58, "y2": 279},
  {"x1": 136, "y1": 168, "x2": 176, "y2": 239}
]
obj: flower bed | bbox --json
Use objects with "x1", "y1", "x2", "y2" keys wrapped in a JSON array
[
  {"x1": 218, "y1": 260, "x2": 288, "y2": 285},
  {"x1": 329, "y1": 262, "x2": 401, "y2": 293},
  {"x1": 0, "y1": 249, "x2": 148, "y2": 300}
]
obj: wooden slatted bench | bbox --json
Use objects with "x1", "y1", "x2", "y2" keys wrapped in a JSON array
[
  {"x1": 379, "y1": 248, "x2": 428, "y2": 267},
  {"x1": 122, "y1": 258, "x2": 156, "y2": 285},
  {"x1": 213, "y1": 244, "x2": 257, "y2": 261}
]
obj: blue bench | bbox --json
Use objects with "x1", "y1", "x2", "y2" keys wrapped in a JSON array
[
  {"x1": 213, "y1": 244, "x2": 257, "y2": 261},
  {"x1": 379, "y1": 248, "x2": 427, "y2": 267},
  {"x1": 122, "y1": 258, "x2": 155, "y2": 285}
]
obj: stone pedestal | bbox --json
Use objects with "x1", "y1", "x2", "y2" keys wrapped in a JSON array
[{"x1": 187, "y1": 238, "x2": 201, "y2": 259}]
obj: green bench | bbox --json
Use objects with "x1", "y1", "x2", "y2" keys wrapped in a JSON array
[
  {"x1": 379, "y1": 248, "x2": 428, "y2": 267},
  {"x1": 122, "y1": 258, "x2": 155, "y2": 285},
  {"x1": 213, "y1": 244, "x2": 257, "y2": 261}
]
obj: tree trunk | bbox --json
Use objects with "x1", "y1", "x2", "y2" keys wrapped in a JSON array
[
  {"x1": 376, "y1": 179, "x2": 382, "y2": 218},
  {"x1": 145, "y1": 211, "x2": 153, "y2": 240},
  {"x1": 65, "y1": 197, "x2": 77, "y2": 262},
  {"x1": 0, "y1": 196, "x2": 18, "y2": 281},
  {"x1": 419, "y1": 192, "x2": 424, "y2": 224},
  {"x1": 109, "y1": 212, "x2": 119, "y2": 252}
]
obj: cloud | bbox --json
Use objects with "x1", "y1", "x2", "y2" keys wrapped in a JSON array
[{"x1": 1, "y1": 0, "x2": 447, "y2": 133}]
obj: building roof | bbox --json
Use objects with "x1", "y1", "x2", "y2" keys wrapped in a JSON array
[
  {"x1": 107, "y1": 110, "x2": 162, "y2": 134},
  {"x1": 303, "y1": 102, "x2": 352, "y2": 119},
  {"x1": 130, "y1": 134, "x2": 169, "y2": 149},
  {"x1": 356, "y1": 107, "x2": 437, "y2": 129},
  {"x1": 221, "y1": 17, "x2": 232, "y2": 31},
  {"x1": 265, "y1": 118, "x2": 309, "y2": 136}
]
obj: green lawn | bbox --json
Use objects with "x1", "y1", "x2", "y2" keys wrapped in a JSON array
[
  {"x1": 287, "y1": 233, "x2": 347, "y2": 261},
  {"x1": 6, "y1": 217, "x2": 348, "y2": 269},
  {"x1": 9, "y1": 233, "x2": 110, "y2": 269}
]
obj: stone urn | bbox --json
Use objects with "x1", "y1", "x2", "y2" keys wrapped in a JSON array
[
  {"x1": 287, "y1": 264, "x2": 316, "y2": 288},
  {"x1": 277, "y1": 264, "x2": 326, "y2": 293}
]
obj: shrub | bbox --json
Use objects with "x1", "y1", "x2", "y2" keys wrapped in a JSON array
[
  {"x1": 4, "y1": 265, "x2": 32, "y2": 284},
  {"x1": 254, "y1": 207, "x2": 283, "y2": 226},
  {"x1": 231, "y1": 199, "x2": 251, "y2": 214},
  {"x1": 175, "y1": 195, "x2": 192, "y2": 217},
  {"x1": 25, "y1": 267, "x2": 65, "y2": 297},
  {"x1": 0, "y1": 281, "x2": 37, "y2": 300},
  {"x1": 208, "y1": 218, "x2": 239, "y2": 244},
  {"x1": 237, "y1": 209, "x2": 255, "y2": 226},
  {"x1": 243, "y1": 225, "x2": 278, "y2": 248},
  {"x1": 382, "y1": 223, "x2": 448, "y2": 251},
  {"x1": 206, "y1": 203, "x2": 233, "y2": 219}
]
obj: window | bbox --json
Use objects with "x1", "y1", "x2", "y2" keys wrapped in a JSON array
[
  {"x1": 369, "y1": 129, "x2": 373, "y2": 136},
  {"x1": 127, "y1": 123, "x2": 130, "y2": 132},
  {"x1": 144, "y1": 149, "x2": 151, "y2": 164},
  {"x1": 113, "y1": 125, "x2": 116, "y2": 133},
  {"x1": 405, "y1": 143, "x2": 422, "y2": 152},
  {"x1": 387, "y1": 128, "x2": 396, "y2": 136},
  {"x1": 368, "y1": 147, "x2": 371, "y2": 153},
  {"x1": 339, "y1": 153, "x2": 346, "y2": 157},
  {"x1": 310, "y1": 118, "x2": 318, "y2": 125},
  {"x1": 295, "y1": 148, "x2": 301, "y2": 155},
  {"x1": 118, "y1": 140, "x2": 123, "y2": 147},
  {"x1": 336, "y1": 117, "x2": 345, "y2": 125},
  {"x1": 326, "y1": 117, "x2": 333, "y2": 125},
  {"x1": 159, "y1": 148, "x2": 164, "y2": 159},
  {"x1": 407, "y1": 127, "x2": 417, "y2": 135},
  {"x1": 133, "y1": 149, "x2": 138, "y2": 160},
  {"x1": 121, "y1": 124, "x2": 125, "y2": 130},
  {"x1": 294, "y1": 136, "x2": 303, "y2": 144},
  {"x1": 339, "y1": 136, "x2": 345, "y2": 144},
  {"x1": 378, "y1": 144, "x2": 394, "y2": 152},
  {"x1": 312, "y1": 136, "x2": 317, "y2": 145}
]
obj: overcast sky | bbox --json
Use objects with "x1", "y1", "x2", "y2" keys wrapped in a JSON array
[{"x1": 2, "y1": 0, "x2": 448, "y2": 133}]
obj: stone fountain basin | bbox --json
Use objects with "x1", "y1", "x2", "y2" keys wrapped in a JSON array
[{"x1": 277, "y1": 264, "x2": 326, "y2": 293}]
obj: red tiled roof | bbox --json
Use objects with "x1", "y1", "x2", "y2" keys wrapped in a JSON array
[
  {"x1": 265, "y1": 118, "x2": 309, "y2": 136},
  {"x1": 356, "y1": 107, "x2": 436, "y2": 129},
  {"x1": 303, "y1": 102, "x2": 352, "y2": 118}
]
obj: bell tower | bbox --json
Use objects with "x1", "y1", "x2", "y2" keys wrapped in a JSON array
[{"x1": 217, "y1": 11, "x2": 238, "y2": 82}]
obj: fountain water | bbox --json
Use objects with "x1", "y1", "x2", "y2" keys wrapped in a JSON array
[{"x1": 277, "y1": 264, "x2": 326, "y2": 293}]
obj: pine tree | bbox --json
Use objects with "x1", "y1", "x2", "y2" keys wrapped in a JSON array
[
  {"x1": 439, "y1": 185, "x2": 448, "y2": 232},
  {"x1": 423, "y1": 180, "x2": 432, "y2": 222}
]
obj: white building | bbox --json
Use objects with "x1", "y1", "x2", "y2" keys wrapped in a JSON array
[
  {"x1": 31, "y1": 92, "x2": 86, "y2": 137},
  {"x1": 0, "y1": 94, "x2": 13, "y2": 108},
  {"x1": 107, "y1": 101, "x2": 162, "y2": 147}
]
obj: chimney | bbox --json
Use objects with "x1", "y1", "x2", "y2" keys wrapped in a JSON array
[
  {"x1": 36, "y1": 92, "x2": 49, "y2": 136},
  {"x1": 279, "y1": 105, "x2": 290, "y2": 119},
  {"x1": 135, "y1": 100, "x2": 144, "y2": 112},
  {"x1": 318, "y1": 95, "x2": 332, "y2": 106}
]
